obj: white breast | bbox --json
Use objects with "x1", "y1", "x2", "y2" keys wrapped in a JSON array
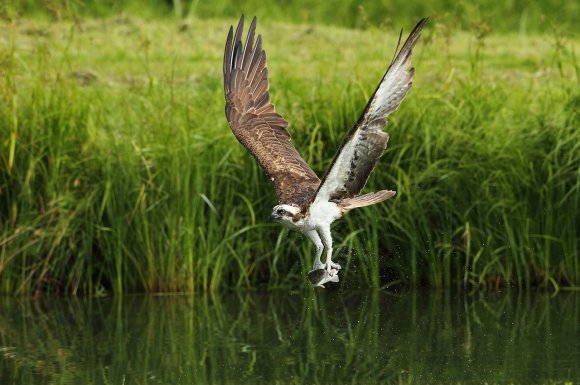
[{"x1": 308, "y1": 200, "x2": 342, "y2": 227}]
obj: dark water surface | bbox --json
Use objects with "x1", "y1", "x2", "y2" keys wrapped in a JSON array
[{"x1": 1, "y1": 290, "x2": 578, "y2": 384}]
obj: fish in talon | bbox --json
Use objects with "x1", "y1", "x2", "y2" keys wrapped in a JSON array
[
  {"x1": 223, "y1": 15, "x2": 426, "y2": 287},
  {"x1": 308, "y1": 268, "x2": 339, "y2": 288}
]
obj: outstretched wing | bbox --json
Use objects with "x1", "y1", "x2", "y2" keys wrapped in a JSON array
[
  {"x1": 224, "y1": 15, "x2": 320, "y2": 206},
  {"x1": 314, "y1": 18, "x2": 428, "y2": 203}
]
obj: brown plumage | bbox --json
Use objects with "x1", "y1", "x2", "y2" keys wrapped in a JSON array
[
  {"x1": 224, "y1": 15, "x2": 320, "y2": 207},
  {"x1": 314, "y1": 18, "x2": 428, "y2": 204},
  {"x1": 224, "y1": 15, "x2": 426, "y2": 211},
  {"x1": 224, "y1": 15, "x2": 427, "y2": 279}
]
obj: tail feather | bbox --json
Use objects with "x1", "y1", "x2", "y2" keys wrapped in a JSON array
[{"x1": 339, "y1": 190, "x2": 396, "y2": 211}]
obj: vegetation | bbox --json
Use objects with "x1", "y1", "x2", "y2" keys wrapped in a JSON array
[
  {"x1": 1, "y1": 291, "x2": 579, "y2": 383},
  {"x1": 0, "y1": 2, "x2": 579, "y2": 294},
  {"x1": 2, "y1": 0, "x2": 579, "y2": 34}
]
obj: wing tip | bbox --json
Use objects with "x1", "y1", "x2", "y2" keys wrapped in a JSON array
[
  {"x1": 389, "y1": 17, "x2": 428, "y2": 68},
  {"x1": 224, "y1": 26, "x2": 234, "y2": 74},
  {"x1": 225, "y1": 15, "x2": 261, "y2": 93},
  {"x1": 411, "y1": 17, "x2": 429, "y2": 36}
]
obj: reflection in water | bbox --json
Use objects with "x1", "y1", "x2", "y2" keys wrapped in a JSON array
[{"x1": 0, "y1": 291, "x2": 578, "y2": 384}]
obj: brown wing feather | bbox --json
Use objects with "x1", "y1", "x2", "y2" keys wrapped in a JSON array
[
  {"x1": 224, "y1": 15, "x2": 320, "y2": 206},
  {"x1": 313, "y1": 18, "x2": 428, "y2": 203}
]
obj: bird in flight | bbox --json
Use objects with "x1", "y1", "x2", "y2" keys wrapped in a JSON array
[{"x1": 223, "y1": 15, "x2": 427, "y2": 286}]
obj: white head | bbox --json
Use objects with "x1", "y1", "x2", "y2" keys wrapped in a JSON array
[{"x1": 270, "y1": 204, "x2": 301, "y2": 226}]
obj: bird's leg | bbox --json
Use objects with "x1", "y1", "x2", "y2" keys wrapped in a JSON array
[
  {"x1": 305, "y1": 230, "x2": 324, "y2": 270},
  {"x1": 319, "y1": 225, "x2": 341, "y2": 272}
]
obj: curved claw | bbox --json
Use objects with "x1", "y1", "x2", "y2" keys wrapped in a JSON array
[{"x1": 326, "y1": 261, "x2": 341, "y2": 272}]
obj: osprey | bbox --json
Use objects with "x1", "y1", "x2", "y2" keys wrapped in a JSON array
[{"x1": 223, "y1": 16, "x2": 426, "y2": 284}]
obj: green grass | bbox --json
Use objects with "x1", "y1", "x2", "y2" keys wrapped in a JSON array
[
  {"x1": 0, "y1": 9, "x2": 579, "y2": 294},
  {"x1": 3, "y1": 0, "x2": 580, "y2": 34}
]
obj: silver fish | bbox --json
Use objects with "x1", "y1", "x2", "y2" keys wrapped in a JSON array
[{"x1": 307, "y1": 268, "x2": 339, "y2": 288}]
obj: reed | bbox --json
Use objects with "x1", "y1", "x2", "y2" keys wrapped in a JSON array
[{"x1": 0, "y1": 11, "x2": 578, "y2": 294}]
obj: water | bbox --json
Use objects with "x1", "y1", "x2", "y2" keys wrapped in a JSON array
[{"x1": 0, "y1": 290, "x2": 578, "y2": 384}]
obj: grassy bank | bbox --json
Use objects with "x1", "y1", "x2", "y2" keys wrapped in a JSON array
[{"x1": 0, "y1": 13, "x2": 579, "y2": 294}]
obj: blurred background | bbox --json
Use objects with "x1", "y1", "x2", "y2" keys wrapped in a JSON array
[
  {"x1": 3, "y1": 0, "x2": 579, "y2": 33},
  {"x1": 0, "y1": 0, "x2": 578, "y2": 295}
]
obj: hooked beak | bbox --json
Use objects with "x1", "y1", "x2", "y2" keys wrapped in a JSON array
[{"x1": 270, "y1": 213, "x2": 281, "y2": 221}]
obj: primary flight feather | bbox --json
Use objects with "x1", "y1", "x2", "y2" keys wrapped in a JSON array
[{"x1": 224, "y1": 15, "x2": 427, "y2": 286}]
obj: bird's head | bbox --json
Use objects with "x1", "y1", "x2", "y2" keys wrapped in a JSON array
[{"x1": 270, "y1": 204, "x2": 301, "y2": 225}]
